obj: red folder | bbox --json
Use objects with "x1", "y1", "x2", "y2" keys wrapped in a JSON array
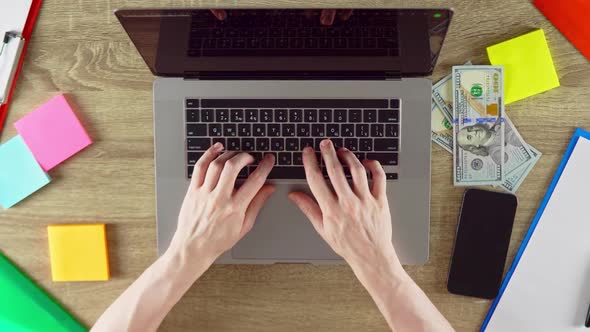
[
  {"x1": 534, "y1": 0, "x2": 590, "y2": 61},
  {"x1": 0, "y1": 0, "x2": 43, "y2": 138}
]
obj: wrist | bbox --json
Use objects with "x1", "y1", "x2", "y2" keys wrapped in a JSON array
[
  {"x1": 348, "y1": 245, "x2": 409, "y2": 292},
  {"x1": 161, "y1": 243, "x2": 217, "y2": 283}
]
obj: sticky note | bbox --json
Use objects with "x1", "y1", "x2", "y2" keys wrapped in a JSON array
[
  {"x1": 14, "y1": 94, "x2": 92, "y2": 171},
  {"x1": 0, "y1": 135, "x2": 51, "y2": 209},
  {"x1": 487, "y1": 29, "x2": 560, "y2": 104},
  {"x1": 47, "y1": 224, "x2": 110, "y2": 282}
]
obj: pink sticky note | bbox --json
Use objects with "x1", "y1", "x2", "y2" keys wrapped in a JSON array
[{"x1": 14, "y1": 95, "x2": 92, "y2": 171}]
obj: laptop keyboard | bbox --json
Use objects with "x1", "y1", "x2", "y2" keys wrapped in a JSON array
[
  {"x1": 185, "y1": 99, "x2": 400, "y2": 180},
  {"x1": 188, "y1": 10, "x2": 399, "y2": 57}
]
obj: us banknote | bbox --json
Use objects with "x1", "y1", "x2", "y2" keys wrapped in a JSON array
[
  {"x1": 499, "y1": 145, "x2": 542, "y2": 193},
  {"x1": 453, "y1": 65, "x2": 505, "y2": 186},
  {"x1": 431, "y1": 100, "x2": 453, "y2": 153},
  {"x1": 432, "y1": 61, "x2": 472, "y2": 121}
]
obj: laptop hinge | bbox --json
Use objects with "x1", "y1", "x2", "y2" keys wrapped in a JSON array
[
  {"x1": 183, "y1": 71, "x2": 397, "y2": 80},
  {"x1": 384, "y1": 71, "x2": 402, "y2": 80}
]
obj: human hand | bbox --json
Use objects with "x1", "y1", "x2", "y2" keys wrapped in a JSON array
[
  {"x1": 169, "y1": 143, "x2": 276, "y2": 261},
  {"x1": 289, "y1": 139, "x2": 401, "y2": 272}
]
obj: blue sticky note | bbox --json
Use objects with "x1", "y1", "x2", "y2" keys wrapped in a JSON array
[{"x1": 0, "y1": 136, "x2": 51, "y2": 209}]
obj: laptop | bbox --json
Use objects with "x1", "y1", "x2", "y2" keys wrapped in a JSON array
[{"x1": 115, "y1": 8, "x2": 453, "y2": 265}]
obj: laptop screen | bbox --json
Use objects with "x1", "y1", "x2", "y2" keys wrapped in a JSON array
[{"x1": 115, "y1": 9, "x2": 452, "y2": 78}]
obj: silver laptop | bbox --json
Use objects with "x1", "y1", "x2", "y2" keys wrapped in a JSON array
[{"x1": 115, "y1": 8, "x2": 453, "y2": 265}]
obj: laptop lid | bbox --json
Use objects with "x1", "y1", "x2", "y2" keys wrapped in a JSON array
[{"x1": 115, "y1": 9, "x2": 453, "y2": 79}]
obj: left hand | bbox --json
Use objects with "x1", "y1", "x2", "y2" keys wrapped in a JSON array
[{"x1": 168, "y1": 143, "x2": 276, "y2": 260}]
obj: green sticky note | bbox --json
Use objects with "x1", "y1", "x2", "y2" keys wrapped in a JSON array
[
  {"x1": 0, "y1": 252, "x2": 87, "y2": 332},
  {"x1": 0, "y1": 135, "x2": 51, "y2": 208},
  {"x1": 487, "y1": 29, "x2": 560, "y2": 104}
]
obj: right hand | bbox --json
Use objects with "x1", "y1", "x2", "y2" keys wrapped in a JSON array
[{"x1": 288, "y1": 139, "x2": 401, "y2": 271}]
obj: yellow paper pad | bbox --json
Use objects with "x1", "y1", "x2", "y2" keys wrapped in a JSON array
[
  {"x1": 47, "y1": 224, "x2": 110, "y2": 282},
  {"x1": 487, "y1": 29, "x2": 560, "y2": 104}
]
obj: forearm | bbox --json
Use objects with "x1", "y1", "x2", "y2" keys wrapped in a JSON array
[
  {"x1": 91, "y1": 248, "x2": 215, "y2": 332},
  {"x1": 351, "y1": 251, "x2": 454, "y2": 332}
]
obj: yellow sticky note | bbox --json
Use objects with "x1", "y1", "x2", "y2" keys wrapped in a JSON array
[
  {"x1": 487, "y1": 29, "x2": 560, "y2": 104},
  {"x1": 47, "y1": 224, "x2": 110, "y2": 281}
]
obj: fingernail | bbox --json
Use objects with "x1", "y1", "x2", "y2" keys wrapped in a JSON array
[
  {"x1": 341, "y1": 147, "x2": 349, "y2": 152},
  {"x1": 320, "y1": 139, "x2": 331, "y2": 148},
  {"x1": 213, "y1": 142, "x2": 222, "y2": 149}
]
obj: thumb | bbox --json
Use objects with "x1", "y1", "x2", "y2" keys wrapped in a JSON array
[
  {"x1": 241, "y1": 185, "x2": 275, "y2": 237},
  {"x1": 288, "y1": 192, "x2": 324, "y2": 234}
]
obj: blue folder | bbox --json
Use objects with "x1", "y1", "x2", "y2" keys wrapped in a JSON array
[{"x1": 481, "y1": 127, "x2": 590, "y2": 331}]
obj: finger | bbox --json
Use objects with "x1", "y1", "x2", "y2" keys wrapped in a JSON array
[
  {"x1": 288, "y1": 192, "x2": 324, "y2": 235},
  {"x1": 240, "y1": 185, "x2": 275, "y2": 237},
  {"x1": 363, "y1": 159, "x2": 387, "y2": 200},
  {"x1": 320, "y1": 9, "x2": 336, "y2": 25},
  {"x1": 235, "y1": 153, "x2": 275, "y2": 203},
  {"x1": 191, "y1": 142, "x2": 224, "y2": 188},
  {"x1": 210, "y1": 9, "x2": 227, "y2": 20},
  {"x1": 302, "y1": 146, "x2": 336, "y2": 207},
  {"x1": 338, "y1": 9, "x2": 353, "y2": 21},
  {"x1": 203, "y1": 151, "x2": 238, "y2": 190},
  {"x1": 320, "y1": 139, "x2": 354, "y2": 197},
  {"x1": 216, "y1": 152, "x2": 255, "y2": 192},
  {"x1": 337, "y1": 147, "x2": 370, "y2": 198}
]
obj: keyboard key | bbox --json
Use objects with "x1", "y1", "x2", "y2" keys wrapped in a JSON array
[
  {"x1": 282, "y1": 124, "x2": 296, "y2": 137},
  {"x1": 263, "y1": 152, "x2": 277, "y2": 161},
  {"x1": 256, "y1": 138, "x2": 270, "y2": 151},
  {"x1": 385, "y1": 124, "x2": 399, "y2": 137},
  {"x1": 242, "y1": 138, "x2": 255, "y2": 151},
  {"x1": 271, "y1": 138, "x2": 284, "y2": 151},
  {"x1": 349, "y1": 109, "x2": 362, "y2": 122},
  {"x1": 209, "y1": 124, "x2": 222, "y2": 136},
  {"x1": 367, "y1": 153, "x2": 398, "y2": 165},
  {"x1": 378, "y1": 109, "x2": 399, "y2": 122},
  {"x1": 216, "y1": 109, "x2": 229, "y2": 122},
  {"x1": 187, "y1": 124, "x2": 207, "y2": 136},
  {"x1": 237, "y1": 167, "x2": 249, "y2": 179},
  {"x1": 345, "y1": 138, "x2": 358, "y2": 151},
  {"x1": 300, "y1": 138, "x2": 314, "y2": 148},
  {"x1": 359, "y1": 138, "x2": 373, "y2": 151},
  {"x1": 186, "y1": 99, "x2": 199, "y2": 108},
  {"x1": 238, "y1": 124, "x2": 251, "y2": 136},
  {"x1": 278, "y1": 152, "x2": 292, "y2": 165},
  {"x1": 245, "y1": 109, "x2": 258, "y2": 122},
  {"x1": 212, "y1": 137, "x2": 225, "y2": 147},
  {"x1": 374, "y1": 138, "x2": 398, "y2": 151},
  {"x1": 356, "y1": 124, "x2": 369, "y2": 137},
  {"x1": 364, "y1": 109, "x2": 377, "y2": 122},
  {"x1": 297, "y1": 124, "x2": 310, "y2": 137},
  {"x1": 331, "y1": 138, "x2": 343, "y2": 149},
  {"x1": 268, "y1": 124, "x2": 281, "y2": 137},
  {"x1": 371, "y1": 124, "x2": 384, "y2": 137},
  {"x1": 260, "y1": 109, "x2": 273, "y2": 122},
  {"x1": 386, "y1": 173, "x2": 398, "y2": 180},
  {"x1": 275, "y1": 109, "x2": 288, "y2": 122},
  {"x1": 250, "y1": 152, "x2": 263, "y2": 164},
  {"x1": 290, "y1": 109, "x2": 303, "y2": 122},
  {"x1": 319, "y1": 109, "x2": 332, "y2": 122},
  {"x1": 341, "y1": 124, "x2": 355, "y2": 137},
  {"x1": 353, "y1": 152, "x2": 365, "y2": 161},
  {"x1": 314, "y1": 138, "x2": 323, "y2": 151},
  {"x1": 286, "y1": 138, "x2": 299, "y2": 151},
  {"x1": 187, "y1": 109, "x2": 200, "y2": 122},
  {"x1": 187, "y1": 138, "x2": 210, "y2": 151},
  {"x1": 201, "y1": 109, "x2": 214, "y2": 122},
  {"x1": 223, "y1": 124, "x2": 237, "y2": 136},
  {"x1": 264, "y1": 166, "x2": 306, "y2": 179},
  {"x1": 334, "y1": 109, "x2": 347, "y2": 122},
  {"x1": 390, "y1": 99, "x2": 400, "y2": 108},
  {"x1": 293, "y1": 152, "x2": 303, "y2": 165},
  {"x1": 312, "y1": 124, "x2": 325, "y2": 137},
  {"x1": 230, "y1": 109, "x2": 244, "y2": 122},
  {"x1": 253, "y1": 124, "x2": 266, "y2": 136},
  {"x1": 201, "y1": 99, "x2": 389, "y2": 109},
  {"x1": 188, "y1": 166, "x2": 194, "y2": 178},
  {"x1": 327, "y1": 124, "x2": 340, "y2": 137},
  {"x1": 187, "y1": 152, "x2": 204, "y2": 165},
  {"x1": 304, "y1": 109, "x2": 317, "y2": 122},
  {"x1": 227, "y1": 138, "x2": 240, "y2": 151}
]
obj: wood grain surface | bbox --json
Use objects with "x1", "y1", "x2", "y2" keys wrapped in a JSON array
[{"x1": 1, "y1": 1, "x2": 589, "y2": 331}]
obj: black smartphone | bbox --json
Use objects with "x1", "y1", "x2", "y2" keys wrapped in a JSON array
[{"x1": 447, "y1": 188, "x2": 518, "y2": 299}]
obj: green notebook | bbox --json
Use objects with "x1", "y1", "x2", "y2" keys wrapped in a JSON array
[{"x1": 0, "y1": 252, "x2": 87, "y2": 332}]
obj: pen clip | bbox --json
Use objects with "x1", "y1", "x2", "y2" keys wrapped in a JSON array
[{"x1": 0, "y1": 31, "x2": 22, "y2": 56}]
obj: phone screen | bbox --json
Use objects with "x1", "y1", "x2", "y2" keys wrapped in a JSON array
[{"x1": 447, "y1": 189, "x2": 518, "y2": 299}]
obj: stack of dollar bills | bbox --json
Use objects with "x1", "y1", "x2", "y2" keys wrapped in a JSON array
[{"x1": 431, "y1": 64, "x2": 542, "y2": 193}]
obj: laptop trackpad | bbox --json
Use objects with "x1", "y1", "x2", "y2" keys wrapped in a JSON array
[{"x1": 232, "y1": 183, "x2": 340, "y2": 261}]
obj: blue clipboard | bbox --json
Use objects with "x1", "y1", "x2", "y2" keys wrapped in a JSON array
[{"x1": 481, "y1": 127, "x2": 590, "y2": 331}]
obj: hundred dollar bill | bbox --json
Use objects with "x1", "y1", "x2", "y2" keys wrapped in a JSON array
[
  {"x1": 500, "y1": 115, "x2": 534, "y2": 175},
  {"x1": 453, "y1": 65, "x2": 505, "y2": 186},
  {"x1": 432, "y1": 61, "x2": 472, "y2": 121},
  {"x1": 499, "y1": 145, "x2": 542, "y2": 193},
  {"x1": 431, "y1": 100, "x2": 453, "y2": 153}
]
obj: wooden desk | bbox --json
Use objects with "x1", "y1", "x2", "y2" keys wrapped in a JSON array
[{"x1": 1, "y1": 1, "x2": 589, "y2": 331}]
